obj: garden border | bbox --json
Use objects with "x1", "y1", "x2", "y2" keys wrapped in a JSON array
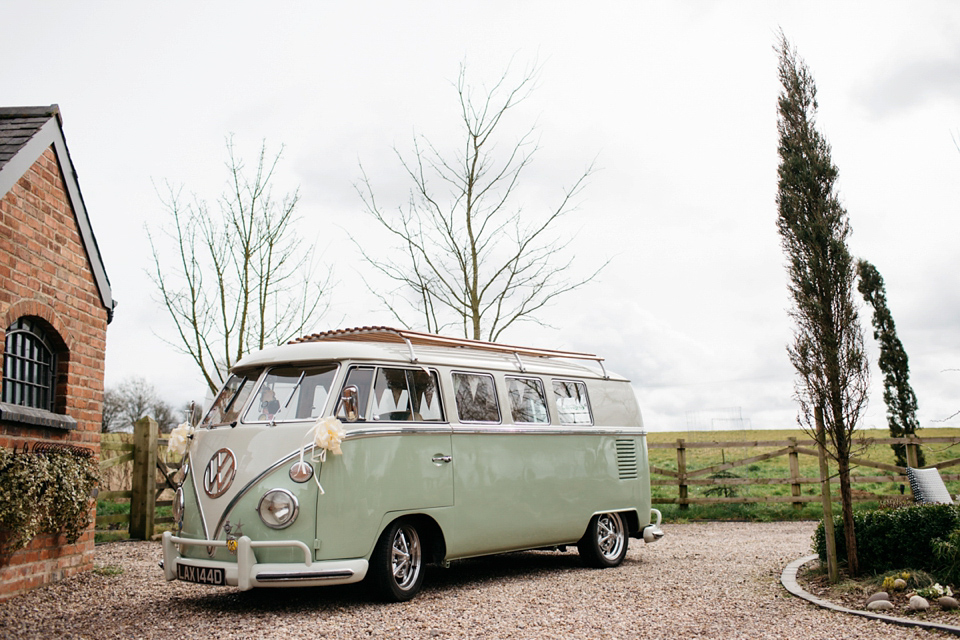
[{"x1": 781, "y1": 554, "x2": 960, "y2": 636}]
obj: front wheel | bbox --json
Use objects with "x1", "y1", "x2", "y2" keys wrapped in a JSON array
[
  {"x1": 578, "y1": 512, "x2": 628, "y2": 568},
  {"x1": 368, "y1": 520, "x2": 424, "y2": 602}
]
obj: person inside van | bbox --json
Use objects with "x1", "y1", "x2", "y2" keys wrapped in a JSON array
[{"x1": 259, "y1": 387, "x2": 280, "y2": 420}]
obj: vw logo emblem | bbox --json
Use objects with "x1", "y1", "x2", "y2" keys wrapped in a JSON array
[{"x1": 203, "y1": 448, "x2": 237, "y2": 498}]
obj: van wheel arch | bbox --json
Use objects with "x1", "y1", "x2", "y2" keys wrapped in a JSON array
[
  {"x1": 366, "y1": 514, "x2": 447, "y2": 602},
  {"x1": 403, "y1": 514, "x2": 446, "y2": 565},
  {"x1": 621, "y1": 510, "x2": 642, "y2": 539},
  {"x1": 577, "y1": 511, "x2": 629, "y2": 568}
]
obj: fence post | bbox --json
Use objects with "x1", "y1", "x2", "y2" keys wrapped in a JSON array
[
  {"x1": 677, "y1": 438, "x2": 688, "y2": 511},
  {"x1": 906, "y1": 437, "x2": 920, "y2": 468},
  {"x1": 789, "y1": 437, "x2": 802, "y2": 511},
  {"x1": 130, "y1": 416, "x2": 158, "y2": 540}
]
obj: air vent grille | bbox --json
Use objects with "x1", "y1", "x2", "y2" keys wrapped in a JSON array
[{"x1": 615, "y1": 439, "x2": 638, "y2": 480}]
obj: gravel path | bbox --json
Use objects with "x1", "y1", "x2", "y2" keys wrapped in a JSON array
[{"x1": 0, "y1": 521, "x2": 950, "y2": 639}]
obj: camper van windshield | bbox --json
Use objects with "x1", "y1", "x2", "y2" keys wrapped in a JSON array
[
  {"x1": 201, "y1": 374, "x2": 257, "y2": 427},
  {"x1": 244, "y1": 364, "x2": 338, "y2": 423}
]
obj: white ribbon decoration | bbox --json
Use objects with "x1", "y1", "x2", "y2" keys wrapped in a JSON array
[
  {"x1": 168, "y1": 422, "x2": 195, "y2": 456},
  {"x1": 300, "y1": 416, "x2": 345, "y2": 494}
]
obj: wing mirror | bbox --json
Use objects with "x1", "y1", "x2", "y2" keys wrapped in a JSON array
[{"x1": 340, "y1": 385, "x2": 360, "y2": 422}]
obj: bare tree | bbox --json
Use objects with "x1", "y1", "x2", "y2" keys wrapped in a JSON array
[
  {"x1": 148, "y1": 138, "x2": 330, "y2": 393},
  {"x1": 356, "y1": 62, "x2": 604, "y2": 342},
  {"x1": 775, "y1": 34, "x2": 870, "y2": 576},
  {"x1": 102, "y1": 377, "x2": 179, "y2": 433}
]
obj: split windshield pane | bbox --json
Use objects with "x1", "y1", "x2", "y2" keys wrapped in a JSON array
[{"x1": 245, "y1": 364, "x2": 338, "y2": 423}]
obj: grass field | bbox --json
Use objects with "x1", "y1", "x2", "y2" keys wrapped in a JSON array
[{"x1": 647, "y1": 427, "x2": 960, "y2": 522}]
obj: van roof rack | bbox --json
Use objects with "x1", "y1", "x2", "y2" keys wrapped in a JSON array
[{"x1": 291, "y1": 326, "x2": 608, "y2": 377}]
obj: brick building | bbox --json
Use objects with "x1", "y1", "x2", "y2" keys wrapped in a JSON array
[{"x1": 0, "y1": 105, "x2": 114, "y2": 600}]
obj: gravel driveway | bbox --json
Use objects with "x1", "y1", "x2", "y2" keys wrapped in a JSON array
[{"x1": 0, "y1": 521, "x2": 949, "y2": 639}]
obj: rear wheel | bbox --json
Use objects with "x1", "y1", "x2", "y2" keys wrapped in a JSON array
[
  {"x1": 368, "y1": 520, "x2": 424, "y2": 602},
  {"x1": 577, "y1": 512, "x2": 628, "y2": 568}
]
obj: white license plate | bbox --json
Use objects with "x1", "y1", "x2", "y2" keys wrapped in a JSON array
[{"x1": 177, "y1": 563, "x2": 225, "y2": 585}]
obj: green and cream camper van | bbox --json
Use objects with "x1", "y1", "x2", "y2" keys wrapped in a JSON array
[{"x1": 161, "y1": 327, "x2": 662, "y2": 601}]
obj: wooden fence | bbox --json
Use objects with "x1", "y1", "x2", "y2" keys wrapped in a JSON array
[
  {"x1": 650, "y1": 435, "x2": 960, "y2": 508},
  {"x1": 97, "y1": 426, "x2": 960, "y2": 537},
  {"x1": 96, "y1": 416, "x2": 180, "y2": 539}
]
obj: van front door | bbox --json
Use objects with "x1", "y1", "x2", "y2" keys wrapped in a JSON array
[{"x1": 316, "y1": 366, "x2": 453, "y2": 560}]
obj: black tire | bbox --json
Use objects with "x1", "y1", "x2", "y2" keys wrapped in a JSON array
[
  {"x1": 368, "y1": 520, "x2": 424, "y2": 602},
  {"x1": 577, "y1": 512, "x2": 628, "y2": 568}
]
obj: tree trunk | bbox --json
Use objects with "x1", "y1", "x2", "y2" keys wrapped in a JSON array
[
  {"x1": 836, "y1": 455, "x2": 859, "y2": 576},
  {"x1": 816, "y1": 407, "x2": 839, "y2": 583}
]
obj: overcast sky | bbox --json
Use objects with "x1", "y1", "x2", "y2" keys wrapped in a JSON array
[{"x1": 4, "y1": 1, "x2": 959, "y2": 431}]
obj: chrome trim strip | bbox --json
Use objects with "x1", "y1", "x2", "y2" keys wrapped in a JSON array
[
  {"x1": 256, "y1": 570, "x2": 354, "y2": 582},
  {"x1": 345, "y1": 425, "x2": 453, "y2": 439},
  {"x1": 187, "y1": 454, "x2": 210, "y2": 541},
  {"x1": 449, "y1": 425, "x2": 648, "y2": 437}
]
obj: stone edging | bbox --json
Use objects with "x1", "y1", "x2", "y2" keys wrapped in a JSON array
[{"x1": 781, "y1": 554, "x2": 960, "y2": 636}]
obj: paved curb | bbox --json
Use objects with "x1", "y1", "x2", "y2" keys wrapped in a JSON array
[{"x1": 781, "y1": 554, "x2": 960, "y2": 636}]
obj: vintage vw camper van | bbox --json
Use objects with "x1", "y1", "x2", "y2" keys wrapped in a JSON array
[{"x1": 162, "y1": 327, "x2": 662, "y2": 601}]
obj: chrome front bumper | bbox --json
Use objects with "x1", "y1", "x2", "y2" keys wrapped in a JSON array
[{"x1": 162, "y1": 531, "x2": 368, "y2": 590}]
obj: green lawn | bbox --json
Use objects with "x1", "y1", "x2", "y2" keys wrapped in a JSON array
[{"x1": 647, "y1": 428, "x2": 960, "y2": 522}]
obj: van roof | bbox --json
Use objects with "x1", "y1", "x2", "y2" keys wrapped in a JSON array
[{"x1": 233, "y1": 326, "x2": 623, "y2": 381}]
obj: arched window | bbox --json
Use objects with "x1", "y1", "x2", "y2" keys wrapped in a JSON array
[{"x1": 2, "y1": 317, "x2": 58, "y2": 412}]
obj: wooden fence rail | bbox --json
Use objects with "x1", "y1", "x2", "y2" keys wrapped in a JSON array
[
  {"x1": 98, "y1": 427, "x2": 960, "y2": 534},
  {"x1": 648, "y1": 435, "x2": 960, "y2": 508},
  {"x1": 96, "y1": 416, "x2": 181, "y2": 539}
]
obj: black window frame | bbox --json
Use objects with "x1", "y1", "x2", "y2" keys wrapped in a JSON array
[{"x1": 2, "y1": 317, "x2": 58, "y2": 412}]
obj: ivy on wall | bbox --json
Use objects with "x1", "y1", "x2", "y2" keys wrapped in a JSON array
[{"x1": 0, "y1": 447, "x2": 99, "y2": 554}]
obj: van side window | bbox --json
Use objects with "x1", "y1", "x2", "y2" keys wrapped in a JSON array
[
  {"x1": 409, "y1": 369, "x2": 444, "y2": 421},
  {"x1": 505, "y1": 376, "x2": 549, "y2": 424},
  {"x1": 553, "y1": 380, "x2": 593, "y2": 425},
  {"x1": 453, "y1": 372, "x2": 500, "y2": 423},
  {"x1": 371, "y1": 368, "x2": 444, "y2": 422},
  {"x1": 245, "y1": 364, "x2": 338, "y2": 423},
  {"x1": 337, "y1": 366, "x2": 374, "y2": 421}
]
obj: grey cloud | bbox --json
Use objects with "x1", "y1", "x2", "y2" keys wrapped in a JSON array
[{"x1": 861, "y1": 51, "x2": 960, "y2": 117}]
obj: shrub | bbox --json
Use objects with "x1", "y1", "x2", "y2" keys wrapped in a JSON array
[
  {"x1": 0, "y1": 447, "x2": 99, "y2": 554},
  {"x1": 933, "y1": 529, "x2": 960, "y2": 586},
  {"x1": 813, "y1": 504, "x2": 960, "y2": 575}
]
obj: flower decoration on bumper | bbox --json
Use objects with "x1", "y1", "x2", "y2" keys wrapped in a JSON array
[
  {"x1": 300, "y1": 416, "x2": 345, "y2": 494},
  {"x1": 168, "y1": 422, "x2": 195, "y2": 456}
]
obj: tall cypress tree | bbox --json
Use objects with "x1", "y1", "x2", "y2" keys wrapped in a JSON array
[
  {"x1": 776, "y1": 34, "x2": 870, "y2": 577},
  {"x1": 857, "y1": 259, "x2": 924, "y2": 467}
]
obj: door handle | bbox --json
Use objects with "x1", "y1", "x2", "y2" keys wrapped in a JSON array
[{"x1": 432, "y1": 455, "x2": 452, "y2": 464}]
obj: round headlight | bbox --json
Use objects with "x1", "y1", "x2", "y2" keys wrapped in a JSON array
[
  {"x1": 173, "y1": 487, "x2": 185, "y2": 523},
  {"x1": 257, "y1": 489, "x2": 299, "y2": 529}
]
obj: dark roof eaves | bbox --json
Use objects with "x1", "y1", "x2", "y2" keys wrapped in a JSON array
[{"x1": 0, "y1": 112, "x2": 114, "y2": 315}]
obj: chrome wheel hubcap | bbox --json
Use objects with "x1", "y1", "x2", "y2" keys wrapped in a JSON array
[
  {"x1": 597, "y1": 513, "x2": 625, "y2": 560},
  {"x1": 391, "y1": 525, "x2": 421, "y2": 590}
]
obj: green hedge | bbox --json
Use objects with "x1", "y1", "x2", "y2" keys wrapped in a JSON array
[{"x1": 814, "y1": 504, "x2": 960, "y2": 575}]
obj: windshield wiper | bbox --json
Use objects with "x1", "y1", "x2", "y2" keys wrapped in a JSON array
[{"x1": 270, "y1": 372, "x2": 306, "y2": 426}]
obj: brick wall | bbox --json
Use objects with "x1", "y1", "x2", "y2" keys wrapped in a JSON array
[{"x1": 0, "y1": 146, "x2": 108, "y2": 600}]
